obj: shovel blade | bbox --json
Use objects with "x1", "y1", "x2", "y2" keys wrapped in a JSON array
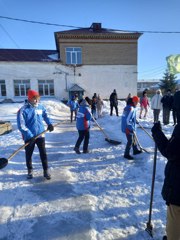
[
  {"x1": 105, "y1": 138, "x2": 121, "y2": 145},
  {"x1": 0, "y1": 158, "x2": 8, "y2": 169}
]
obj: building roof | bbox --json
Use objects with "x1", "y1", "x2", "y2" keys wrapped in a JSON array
[
  {"x1": 0, "y1": 49, "x2": 59, "y2": 62},
  {"x1": 55, "y1": 28, "x2": 142, "y2": 37},
  {"x1": 69, "y1": 84, "x2": 85, "y2": 91},
  {"x1": 55, "y1": 23, "x2": 142, "y2": 38},
  {"x1": 55, "y1": 29, "x2": 142, "y2": 42},
  {"x1": 54, "y1": 22, "x2": 142, "y2": 49}
]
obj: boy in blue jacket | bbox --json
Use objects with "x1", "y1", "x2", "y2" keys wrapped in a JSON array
[
  {"x1": 121, "y1": 96, "x2": 142, "y2": 160},
  {"x1": 67, "y1": 95, "x2": 79, "y2": 122},
  {"x1": 74, "y1": 97, "x2": 92, "y2": 154},
  {"x1": 17, "y1": 89, "x2": 54, "y2": 179}
]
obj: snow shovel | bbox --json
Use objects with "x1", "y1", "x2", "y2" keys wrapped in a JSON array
[
  {"x1": 0, "y1": 123, "x2": 60, "y2": 170},
  {"x1": 145, "y1": 143, "x2": 158, "y2": 238},
  {"x1": 92, "y1": 117, "x2": 121, "y2": 145},
  {"x1": 133, "y1": 131, "x2": 150, "y2": 154}
]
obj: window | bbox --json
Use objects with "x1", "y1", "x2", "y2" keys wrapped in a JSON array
[
  {"x1": 0, "y1": 80, "x2": 6, "y2": 96},
  {"x1": 66, "y1": 47, "x2": 82, "y2": 65},
  {"x1": 14, "y1": 80, "x2": 30, "y2": 96},
  {"x1": 38, "y1": 80, "x2": 54, "y2": 96}
]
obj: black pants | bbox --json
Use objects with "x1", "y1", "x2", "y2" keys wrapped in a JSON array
[
  {"x1": 163, "y1": 107, "x2": 170, "y2": 125},
  {"x1": 25, "y1": 137, "x2": 48, "y2": 171},
  {"x1": 125, "y1": 133, "x2": 138, "y2": 155},
  {"x1": 173, "y1": 109, "x2": 177, "y2": 124},
  {"x1": 70, "y1": 110, "x2": 77, "y2": 122},
  {"x1": 177, "y1": 111, "x2": 180, "y2": 123},
  {"x1": 75, "y1": 130, "x2": 90, "y2": 151},
  {"x1": 110, "y1": 104, "x2": 118, "y2": 116},
  {"x1": 153, "y1": 109, "x2": 161, "y2": 123}
]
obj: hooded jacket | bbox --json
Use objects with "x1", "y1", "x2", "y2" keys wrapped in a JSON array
[
  {"x1": 76, "y1": 99, "x2": 92, "y2": 130},
  {"x1": 151, "y1": 90, "x2": 163, "y2": 110},
  {"x1": 17, "y1": 100, "x2": 52, "y2": 141}
]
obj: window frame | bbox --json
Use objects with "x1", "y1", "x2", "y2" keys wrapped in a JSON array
[
  {"x1": 14, "y1": 80, "x2": 30, "y2": 97},
  {"x1": 0, "y1": 80, "x2": 6, "y2": 97},
  {"x1": 38, "y1": 80, "x2": 54, "y2": 96},
  {"x1": 65, "y1": 47, "x2": 82, "y2": 65}
]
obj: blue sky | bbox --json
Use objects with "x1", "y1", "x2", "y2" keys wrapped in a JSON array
[{"x1": 0, "y1": 0, "x2": 180, "y2": 80}]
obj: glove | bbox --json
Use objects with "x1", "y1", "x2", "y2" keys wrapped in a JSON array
[
  {"x1": 47, "y1": 124, "x2": 54, "y2": 132},
  {"x1": 28, "y1": 137, "x2": 36, "y2": 145},
  {"x1": 151, "y1": 121, "x2": 162, "y2": 134}
]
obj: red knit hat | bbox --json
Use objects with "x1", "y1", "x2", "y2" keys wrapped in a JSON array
[
  {"x1": 132, "y1": 96, "x2": 139, "y2": 103},
  {"x1": 28, "y1": 89, "x2": 39, "y2": 100}
]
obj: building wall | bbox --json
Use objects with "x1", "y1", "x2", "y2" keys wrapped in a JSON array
[
  {"x1": 59, "y1": 40, "x2": 138, "y2": 65},
  {"x1": 0, "y1": 62, "x2": 70, "y2": 101},
  {"x1": 70, "y1": 64, "x2": 137, "y2": 99},
  {"x1": 56, "y1": 34, "x2": 139, "y2": 98},
  {"x1": 0, "y1": 61, "x2": 137, "y2": 101}
]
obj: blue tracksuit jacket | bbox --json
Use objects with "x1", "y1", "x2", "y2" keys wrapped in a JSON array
[
  {"x1": 17, "y1": 101, "x2": 52, "y2": 141},
  {"x1": 76, "y1": 100, "x2": 92, "y2": 130},
  {"x1": 67, "y1": 99, "x2": 79, "y2": 111},
  {"x1": 121, "y1": 104, "x2": 137, "y2": 134}
]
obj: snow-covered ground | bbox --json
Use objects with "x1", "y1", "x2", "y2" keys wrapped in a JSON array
[{"x1": 0, "y1": 98, "x2": 174, "y2": 240}]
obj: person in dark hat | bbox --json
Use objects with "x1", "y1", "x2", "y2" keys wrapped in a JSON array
[
  {"x1": 91, "y1": 93, "x2": 97, "y2": 119},
  {"x1": 74, "y1": 96, "x2": 92, "y2": 154},
  {"x1": 109, "y1": 89, "x2": 119, "y2": 116},
  {"x1": 161, "y1": 89, "x2": 174, "y2": 125},
  {"x1": 17, "y1": 89, "x2": 54, "y2": 180},
  {"x1": 173, "y1": 89, "x2": 180, "y2": 124},
  {"x1": 151, "y1": 121, "x2": 180, "y2": 239}
]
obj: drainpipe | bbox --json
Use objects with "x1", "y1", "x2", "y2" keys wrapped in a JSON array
[{"x1": 65, "y1": 73, "x2": 68, "y2": 91}]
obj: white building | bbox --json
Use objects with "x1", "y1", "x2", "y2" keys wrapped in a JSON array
[
  {"x1": 137, "y1": 79, "x2": 161, "y2": 93},
  {"x1": 0, "y1": 23, "x2": 142, "y2": 102}
]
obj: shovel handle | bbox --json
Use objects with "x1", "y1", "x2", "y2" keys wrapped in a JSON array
[
  {"x1": 92, "y1": 116, "x2": 109, "y2": 139},
  {"x1": 137, "y1": 122, "x2": 154, "y2": 140},
  {"x1": 6, "y1": 122, "x2": 60, "y2": 162}
]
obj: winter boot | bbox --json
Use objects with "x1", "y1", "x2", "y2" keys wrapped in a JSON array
[
  {"x1": 133, "y1": 150, "x2": 142, "y2": 155},
  {"x1": 83, "y1": 149, "x2": 89, "y2": 154},
  {"x1": 74, "y1": 147, "x2": 81, "y2": 154},
  {"x1": 27, "y1": 169, "x2": 33, "y2": 179},
  {"x1": 44, "y1": 170, "x2": 51, "y2": 180},
  {"x1": 124, "y1": 154, "x2": 134, "y2": 160}
]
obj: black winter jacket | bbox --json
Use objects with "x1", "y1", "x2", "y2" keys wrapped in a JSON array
[
  {"x1": 109, "y1": 92, "x2": 118, "y2": 106},
  {"x1": 161, "y1": 95, "x2": 173, "y2": 110},
  {"x1": 152, "y1": 123, "x2": 180, "y2": 206}
]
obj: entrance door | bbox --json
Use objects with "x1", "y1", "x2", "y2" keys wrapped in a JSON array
[{"x1": 69, "y1": 91, "x2": 84, "y2": 100}]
